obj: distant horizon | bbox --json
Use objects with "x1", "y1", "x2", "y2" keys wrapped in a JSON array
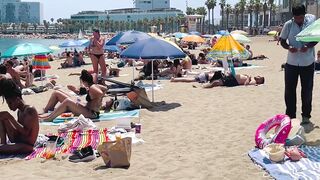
[{"x1": 23, "y1": 0, "x2": 240, "y2": 21}]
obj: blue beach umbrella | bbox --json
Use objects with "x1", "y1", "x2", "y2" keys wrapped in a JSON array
[
  {"x1": 173, "y1": 32, "x2": 188, "y2": 39},
  {"x1": 104, "y1": 45, "x2": 121, "y2": 53},
  {"x1": 59, "y1": 39, "x2": 89, "y2": 48},
  {"x1": 189, "y1": 31, "x2": 201, "y2": 36},
  {"x1": 120, "y1": 37, "x2": 186, "y2": 102},
  {"x1": 106, "y1": 30, "x2": 151, "y2": 46},
  {"x1": 2, "y1": 43, "x2": 52, "y2": 58}
]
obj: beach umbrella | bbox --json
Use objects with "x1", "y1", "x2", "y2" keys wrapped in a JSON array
[
  {"x1": 106, "y1": 30, "x2": 151, "y2": 46},
  {"x1": 231, "y1": 33, "x2": 251, "y2": 43},
  {"x1": 212, "y1": 34, "x2": 222, "y2": 39},
  {"x1": 296, "y1": 18, "x2": 320, "y2": 42},
  {"x1": 120, "y1": 37, "x2": 186, "y2": 102},
  {"x1": 173, "y1": 32, "x2": 188, "y2": 39},
  {"x1": 230, "y1": 30, "x2": 248, "y2": 35},
  {"x1": 2, "y1": 43, "x2": 52, "y2": 58},
  {"x1": 189, "y1": 31, "x2": 201, "y2": 36},
  {"x1": 59, "y1": 39, "x2": 89, "y2": 48},
  {"x1": 218, "y1": 30, "x2": 228, "y2": 35},
  {"x1": 182, "y1": 35, "x2": 206, "y2": 43},
  {"x1": 104, "y1": 45, "x2": 121, "y2": 53},
  {"x1": 206, "y1": 34, "x2": 250, "y2": 60},
  {"x1": 267, "y1": 30, "x2": 278, "y2": 36},
  {"x1": 32, "y1": 54, "x2": 51, "y2": 86},
  {"x1": 201, "y1": 34, "x2": 214, "y2": 38}
]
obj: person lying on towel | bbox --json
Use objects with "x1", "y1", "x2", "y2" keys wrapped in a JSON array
[
  {"x1": 171, "y1": 71, "x2": 264, "y2": 88},
  {"x1": 0, "y1": 79, "x2": 39, "y2": 154},
  {"x1": 39, "y1": 70, "x2": 109, "y2": 122}
]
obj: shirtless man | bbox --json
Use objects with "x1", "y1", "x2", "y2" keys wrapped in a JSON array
[
  {"x1": 5, "y1": 60, "x2": 25, "y2": 89},
  {"x1": 202, "y1": 73, "x2": 265, "y2": 88},
  {"x1": 0, "y1": 79, "x2": 39, "y2": 154},
  {"x1": 171, "y1": 71, "x2": 264, "y2": 88},
  {"x1": 0, "y1": 64, "x2": 12, "y2": 80}
]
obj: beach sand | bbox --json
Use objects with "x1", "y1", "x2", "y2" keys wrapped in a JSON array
[{"x1": 1, "y1": 36, "x2": 320, "y2": 179}]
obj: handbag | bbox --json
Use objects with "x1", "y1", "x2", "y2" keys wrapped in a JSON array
[{"x1": 97, "y1": 137, "x2": 132, "y2": 168}]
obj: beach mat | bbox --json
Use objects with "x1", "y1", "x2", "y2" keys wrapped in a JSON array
[
  {"x1": 248, "y1": 146, "x2": 320, "y2": 180},
  {"x1": 41, "y1": 109, "x2": 140, "y2": 126},
  {"x1": 26, "y1": 129, "x2": 108, "y2": 160},
  {"x1": 0, "y1": 154, "x2": 27, "y2": 160}
]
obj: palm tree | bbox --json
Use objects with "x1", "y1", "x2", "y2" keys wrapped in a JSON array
[
  {"x1": 196, "y1": 7, "x2": 207, "y2": 33},
  {"x1": 254, "y1": 0, "x2": 261, "y2": 33},
  {"x1": 205, "y1": 0, "x2": 212, "y2": 34},
  {"x1": 209, "y1": 0, "x2": 217, "y2": 32},
  {"x1": 186, "y1": 7, "x2": 196, "y2": 15},
  {"x1": 247, "y1": 0, "x2": 255, "y2": 34},
  {"x1": 219, "y1": 0, "x2": 226, "y2": 30},
  {"x1": 50, "y1": 18, "x2": 54, "y2": 24},
  {"x1": 268, "y1": 0, "x2": 274, "y2": 27},
  {"x1": 43, "y1": 20, "x2": 49, "y2": 34},
  {"x1": 234, "y1": 3, "x2": 240, "y2": 30},
  {"x1": 225, "y1": 4, "x2": 232, "y2": 30},
  {"x1": 239, "y1": 0, "x2": 246, "y2": 30},
  {"x1": 263, "y1": 1, "x2": 268, "y2": 29},
  {"x1": 143, "y1": 18, "x2": 149, "y2": 32}
]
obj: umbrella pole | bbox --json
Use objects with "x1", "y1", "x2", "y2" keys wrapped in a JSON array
[
  {"x1": 152, "y1": 60, "x2": 154, "y2": 102},
  {"x1": 132, "y1": 60, "x2": 135, "y2": 83},
  {"x1": 41, "y1": 69, "x2": 43, "y2": 87}
]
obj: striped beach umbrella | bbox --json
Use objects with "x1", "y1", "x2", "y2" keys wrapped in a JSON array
[
  {"x1": 296, "y1": 18, "x2": 320, "y2": 42},
  {"x1": 2, "y1": 43, "x2": 52, "y2": 58},
  {"x1": 207, "y1": 34, "x2": 250, "y2": 60},
  {"x1": 32, "y1": 54, "x2": 51, "y2": 70}
]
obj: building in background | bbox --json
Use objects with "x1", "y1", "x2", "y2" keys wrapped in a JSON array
[
  {"x1": 279, "y1": 0, "x2": 319, "y2": 23},
  {"x1": 0, "y1": 0, "x2": 43, "y2": 24},
  {"x1": 70, "y1": 0, "x2": 183, "y2": 31}
]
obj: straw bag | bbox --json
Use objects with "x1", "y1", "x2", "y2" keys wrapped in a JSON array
[{"x1": 97, "y1": 137, "x2": 132, "y2": 168}]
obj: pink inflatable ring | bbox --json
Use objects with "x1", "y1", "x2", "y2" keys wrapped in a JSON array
[{"x1": 255, "y1": 114, "x2": 292, "y2": 149}]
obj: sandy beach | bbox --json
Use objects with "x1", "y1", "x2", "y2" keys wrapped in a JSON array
[{"x1": 1, "y1": 36, "x2": 320, "y2": 179}]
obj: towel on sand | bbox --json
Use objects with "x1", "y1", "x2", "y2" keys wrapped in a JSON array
[{"x1": 248, "y1": 146, "x2": 320, "y2": 180}]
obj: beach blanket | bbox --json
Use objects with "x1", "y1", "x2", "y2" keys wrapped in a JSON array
[
  {"x1": 0, "y1": 154, "x2": 26, "y2": 160},
  {"x1": 41, "y1": 109, "x2": 140, "y2": 126},
  {"x1": 136, "y1": 82, "x2": 163, "y2": 92},
  {"x1": 26, "y1": 129, "x2": 108, "y2": 160},
  {"x1": 248, "y1": 146, "x2": 320, "y2": 180}
]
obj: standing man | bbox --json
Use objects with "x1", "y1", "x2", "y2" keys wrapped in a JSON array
[{"x1": 280, "y1": 4, "x2": 318, "y2": 124}]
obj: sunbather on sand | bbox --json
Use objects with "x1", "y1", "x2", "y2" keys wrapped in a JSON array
[
  {"x1": 0, "y1": 79, "x2": 39, "y2": 154},
  {"x1": 5, "y1": 60, "x2": 25, "y2": 89},
  {"x1": 171, "y1": 71, "x2": 264, "y2": 88},
  {"x1": 159, "y1": 60, "x2": 183, "y2": 78},
  {"x1": 39, "y1": 70, "x2": 108, "y2": 122}
]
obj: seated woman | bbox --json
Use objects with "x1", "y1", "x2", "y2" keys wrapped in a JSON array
[
  {"x1": 0, "y1": 79, "x2": 39, "y2": 154},
  {"x1": 181, "y1": 56, "x2": 192, "y2": 70},
  {"x1": 197, "y1": 53, "x2": 209, "y2": 64},
  {"x1": 246, "y1": 45, "x2": 268, "y2": 60},
  {"x1": 134, "y1": 61, "x2": 159, "y2": 81},
  {"x1": 60, "y1": 52, "x2": 73, "y2": 68},
  {"x1": 39, "y1": 70, "x2": 108, "y2": 122},
  {"x1": 159, "y1": 60, "x2": 183, "y2": 78}
]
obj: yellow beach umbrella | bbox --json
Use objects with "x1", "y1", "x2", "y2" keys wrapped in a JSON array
[
  {"x1": 230, "y1": 30, "x2": 248, "y2": 35},
  {"x1": 182, "y1": 35, "x2": 206, "y2": 43},
  {"x1": 206, "y1": 34, "x2": 250, "y2": 60},
  {"x1": 267, "y1": 30, "x2": 278, "y2": 36}
]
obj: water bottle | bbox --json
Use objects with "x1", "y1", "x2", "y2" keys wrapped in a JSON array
[{"x1": 228, "y1": 58, "x2": 236, "y2": 77}]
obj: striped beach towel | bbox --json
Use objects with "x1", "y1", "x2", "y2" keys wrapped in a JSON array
[
  {"x1": 248, "y1": 146, "x2": 320, "y2": 180},
  {"x1": 26, "y1": 129, "x2": 108, "y2": 160}
]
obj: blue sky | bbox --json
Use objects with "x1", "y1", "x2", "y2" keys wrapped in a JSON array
[{"x1": 24, "y1": 0, "x2": 238, "y2": 21}]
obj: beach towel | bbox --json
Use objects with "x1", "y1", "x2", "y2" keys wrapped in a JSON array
[
  {"x1": 41, "y1": 110, "x2": 140, "y2": 126},
  {"x1": 248, "y1": 146, "x2": 320, "y2": 180},
  {"x1": 34, "y1": 75, "x2": 59, "y2": 81},
  {"x1": 136, "y1": 81, "x2": 163, "y2": 92},
  {"x1": 26, "y1": 129, "x2": 108, "y2": 160}
]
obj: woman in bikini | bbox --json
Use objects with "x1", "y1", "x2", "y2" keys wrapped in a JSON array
[
  {"x1": 39, "y1": 70, "x2": 108, "y2": 122},
  {"x1": 89, "y1": 29, "x2": 107, "y2": 83}
]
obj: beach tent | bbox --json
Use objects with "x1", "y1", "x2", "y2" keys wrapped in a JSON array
[
  {"x1": 106, "y1": 30, "x2": 151, "y2": 46},
  {"x1": 296, "y1": 18, "x2": 320, "y2": 42},
  {"x1": 2, "y1": 43, "x2": 52, "y2": 58},
  {"x1": 120, "y1": 37, "x2": 186, "y2": 102}
]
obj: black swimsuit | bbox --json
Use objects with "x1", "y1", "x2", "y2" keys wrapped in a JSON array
[{"x1": 86, "y1": 92, "x2": 100, "y2": 119}]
